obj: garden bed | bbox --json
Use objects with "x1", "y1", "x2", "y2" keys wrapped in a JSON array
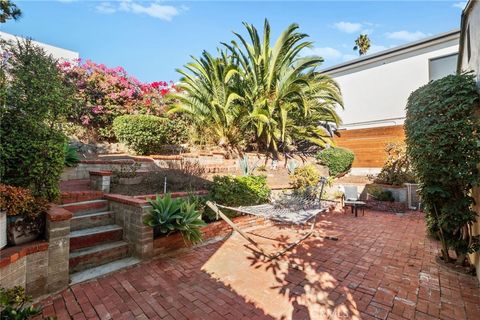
[
  {"x1": 365, "y1": 199, "x2": 406, "y2": 213},
  {"x1": 153, "y1": 215, "x2": 271, "y2": 256}
]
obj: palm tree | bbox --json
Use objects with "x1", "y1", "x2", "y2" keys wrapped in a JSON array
[
  {"x1": 170, "y1": 50, "x2": 245, "y2": 155},
  {"x1": 171, "y1": 20, "x2": 343, "y2": 158},
  {"x1": 353, "y1": 34, "x2": 371, "y2": 56},
  {"x1": 226, "y1": 20, "x2": 342, "y2": 157}
]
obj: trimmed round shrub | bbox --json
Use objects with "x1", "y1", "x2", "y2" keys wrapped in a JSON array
[
  {"x1": 289, "y1": 164, "x2": 320, "y2": 191},
  {"x1": 209, "y1": 175, "x2": 270, "y2": 207},
  {"x1": 316, "y1": 147, "x2": 354, "y2": 177},
  {"x1": 113, "y1": 115, "x2": 189, "y2": 155},
  {"x1": 405, "y1": 73, "x2": 480, "y2": 264}
]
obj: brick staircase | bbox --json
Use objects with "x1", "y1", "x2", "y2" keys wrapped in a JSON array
[{"x1": 61, "y1": 192, "x2": 139, "y2": 284}]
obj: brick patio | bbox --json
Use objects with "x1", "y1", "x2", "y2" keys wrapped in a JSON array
[{"x1": 37, "y1": 210, "x2": 480, "y2": 320}]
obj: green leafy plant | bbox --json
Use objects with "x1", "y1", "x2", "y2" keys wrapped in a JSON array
[
  {"x1": 113, "y1": 115, "x2": 189, "y2": 155},
  {"x1": 63, "y1": 144, "x2": 80, "y2": 167},
  {"x1": 0, "y1": 39, "x2": 73, "y2": 201},
  {"x1": 286, "y1": 160, "x2": 299, "y2": 175},
  {"x1": 171, "y1": 20, "x2": 343, "y2": 157},
  {"x1": 144, "y1": 194, "x2": 206, "y2": 245},
  {"x1": 209, "y1": 175, "x2": 270, "y2": 207},
  {"x1": 405, "y1": 73, "x2": 480, "y2": 265},
  {"x1": 239, "y1": 154, "x2": 260, "y2": 176},
  {"x1": 0, "y1": 286, "x2": 42, "y2": 320},
  {"x1": 289, "y1": 164, "x2": 320, "y2": 191},
  {"x1": 367, "y1": 185, "x2": 394, "y2": 202},
  {"x1": 374, "y1": 142, "x2": 414, "y2": 186},
  {"x1": 316, "y1": 147, "x2": 354, "y2": 177}
]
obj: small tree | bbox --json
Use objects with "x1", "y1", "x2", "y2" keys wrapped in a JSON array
[
  {"x1": 405, "y1": 73, "x2": 480, "y2": 265},
  {"x1": 0, "y1": 39, "x2": 74, "y2": 200},
  {"x1": 375, "y1": 142, "x2": 415, "y2": 186}
]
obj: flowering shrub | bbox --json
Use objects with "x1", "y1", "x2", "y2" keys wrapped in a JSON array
[{"x1": 59, "y1": 59, "x2": 178, "y2": 141}]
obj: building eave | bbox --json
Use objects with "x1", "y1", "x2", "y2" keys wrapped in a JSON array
[{"x1": 321, "y1": 29, "x2": 460, "y2": 75}]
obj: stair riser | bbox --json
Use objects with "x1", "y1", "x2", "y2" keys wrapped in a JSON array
[
  {"x1": 62, "y1": 191, "x2": 104, "y2": 204},
  {"x1": 70, "y1": 230, "x2": 123, "y2": 251},
  {"x1": 71, "y1": 213, "x2": 114, "y2": 231},
  {"x1": 69, "y1": 245, "x2": 129, "y2": 273},
  {"x1": 63, "y1": 202, "x2": 109, "y2": 215}
]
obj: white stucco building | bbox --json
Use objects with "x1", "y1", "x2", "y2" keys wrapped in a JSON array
[
  {"x1": 322, "y1": 30, "x2": 460, "y2": 171},
  {"x1": 0, "y1": 31, "x2": 79, "y2": 61}
]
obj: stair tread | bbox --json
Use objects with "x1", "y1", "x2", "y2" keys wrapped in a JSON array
[
  {"x1": 70, "y1": 241, "x2": 128, "y2": 258},
  {"x1": 70, "y1": 225, "x2": 122, "y2": 238},
  {"x1": 70, "y1": 257, "x2": 141, "y2": 285},
  {"x1": 71, "y1": 211, "x2": 114, "y2": 220}
]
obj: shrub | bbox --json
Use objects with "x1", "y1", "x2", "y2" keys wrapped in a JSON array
[
  {"x1": 0, "y1": 39, "x2": 72, "y2": 201},
  {"x1": 316, "y1": 147, "x2": 354, "y2": 177},
  {"x1": 144, "y1": 194, "x2": 206, "y2": 245},
  {"x1": 209, "y1": 175, "x2": 270, "y2": 207},
  {"x1": 289, "y1": 164, "x2": 320, "y2": 191},
  {"x1": 367, "y1": 186, "x2": 394, "y2": 202},
  {"x1": 0, "y1": 286, "x2": 43, "y2": 320},
  {"x1": 113, "y1": 115, "x2": 189, "y2": 155},
  {"x1": 405, "y1": 73, "x2": 480, "y2": 264},
  {"x1": 374, "y1": 142, "x2": 415, "y2": 186},
  {"x1": 0, "y1": 184, "x2": 48, "y2": 219},
  {"x1": 59, "y1": 59, "x2": 178, "y2": 141},
  {"x1": 64, "y1": 144, "x2": 80, "y2": 167}
]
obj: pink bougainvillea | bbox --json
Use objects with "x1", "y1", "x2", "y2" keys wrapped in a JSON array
[{"x1": 59, "y1": 59, "x2": 179, "y2": 141}]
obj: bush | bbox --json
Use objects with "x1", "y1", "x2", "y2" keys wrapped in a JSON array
[
  {"x1": 64, "y1": 144, "x2": 80, "y2": 167},
  {"x1": 316, "y1": 147, "x2": 354, "y2": 177},
  {"x1": 0, "y1": 184, "x2": 48, "y2": 219},
  {"x1": 405, "y1": 73, "x2": 480, "y2": 264},
  {"x1": 289, "y1": 164, "x2": 320, "y2": 191},
  {"x1": 367, "y1": 186, "x2": 394, "y2": 202},
  {"x1": 0, "y1": 39, "x2": 73, "y2": 201},
  {"x1": 0, "y1": 286, "x2": 43, "y2": 320},
  {"x1": 113, "y1": 115, "x2": 189, "y2": 155},
  {"x1": 209, "y1": 175, "x2": 270, "y2": 207},
  {"x1": 144, "y1": 194, "x2": 206, "y2": 245},
  {"x1": 374, "y1": 142, "x2": 415, "y2": 186}
]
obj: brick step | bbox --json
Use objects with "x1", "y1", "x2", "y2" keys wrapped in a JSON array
[
  {"x1": 69, "y1": 241, "x2": 129, "y2": 274},
  {"x1": 70, "y1": 225, "x2": 123, "y2": 251},
  {"x1": 70, "y1": 211, "x2": 115, "y2": 231},
  {"x1": 70, "y1": 257, "x2": 141, "y2": 285},
  {"x1": 60, "y1": 199, "x2": 109, "y2": 216},
  {"x1": 61, "y1": 191, "x2": 104, "y2": 204}
]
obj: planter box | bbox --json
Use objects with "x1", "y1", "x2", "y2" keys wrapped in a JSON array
[
  {"x1": 153, "y1": 215, "x2": 270, "y2": 256},
  {"x1": 365, "y1": 199, "x2": 406, "y2": 213},
  {"x1": 7, "y1": 216, "x2": 42, "y2": 246}
]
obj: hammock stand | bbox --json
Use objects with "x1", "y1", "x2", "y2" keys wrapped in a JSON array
[{"x1": 205, "y1": 178, "x2": 337, "y2": 260}]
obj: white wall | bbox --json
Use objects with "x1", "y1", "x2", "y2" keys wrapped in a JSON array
[
  {"x1": 329, "y1": 39, "x2": 458, "y2": 129},
  {"x1": 0, "y1": 31, "x2": 79, "y2": 61}
]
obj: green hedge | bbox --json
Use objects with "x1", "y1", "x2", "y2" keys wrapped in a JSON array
[
  {"x1": 113, "y1": 115, "x2": 189, "y2": 155},
  {"x1": 405, "y1": 73, "x2": 480, "y2": 264},
  {"x1": 209, "y1": 175, "x2": 270, "y2": 207},
  {"x1": 316, "y1": 147, "x2": 354, "y2": 177}
]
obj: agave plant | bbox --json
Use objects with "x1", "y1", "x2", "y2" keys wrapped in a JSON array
[
  {"x1": 144, "y1": 194, "x2": 207, "y2": 245},
  {"x1": 176, "y1": 202, "x2": 207, "y2": 245},
  {"x1": 64, "y1": 144, "x2": 80, "y2": 167}
]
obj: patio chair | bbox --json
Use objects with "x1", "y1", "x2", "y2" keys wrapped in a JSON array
[
  {"x1": 343, "y1": 185, "x2": 366, "y2": 217},
  {"x1": 344, "y1": 185, "x2": 359, "y2": 201}
]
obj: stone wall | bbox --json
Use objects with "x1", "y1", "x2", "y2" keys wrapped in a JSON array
[
  {"x1": 0, "y1": 205, "x2": 72, "y2": 298},
  {"x1": 105, "y1": 194, "x2": 153, "y2": 259}
]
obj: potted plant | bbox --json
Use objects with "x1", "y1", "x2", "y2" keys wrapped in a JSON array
[{"x1": 0, "y1": 184, "x2": 47, "y2": 246}]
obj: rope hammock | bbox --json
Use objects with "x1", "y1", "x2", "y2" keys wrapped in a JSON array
[{"x1": 206, "y1": 177, "x2": 338, "y2": 260}]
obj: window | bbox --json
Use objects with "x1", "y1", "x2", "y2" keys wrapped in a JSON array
[{"x1": 429, "y1": 53, "x2": 458, "y2": 81}]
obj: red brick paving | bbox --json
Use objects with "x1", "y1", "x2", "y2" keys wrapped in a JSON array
[{"x1": 36, "y1": 210, "x2": 480, "y2": 319}]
